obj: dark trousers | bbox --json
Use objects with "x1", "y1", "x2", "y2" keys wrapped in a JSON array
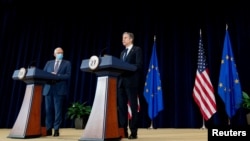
[
  {"x1": 44, "y1": 92, "x2": 65, "y2": 130},
  {"x1": 117, "y1": 87, "x2": 138, "y2": 135}
]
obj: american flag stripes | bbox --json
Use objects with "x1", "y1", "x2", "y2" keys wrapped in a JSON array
[
  {"x1": 192, "y1": 30, "x2": 217, "y2": 121},
  {"x1": 127, "y1": 96, "x2": 140, "y2": 119}
]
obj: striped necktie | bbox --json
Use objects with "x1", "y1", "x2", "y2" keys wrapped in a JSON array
[{"x1": 54, "y1": 61, "x2": 60, "y2": 73}]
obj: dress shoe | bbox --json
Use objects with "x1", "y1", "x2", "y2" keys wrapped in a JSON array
[
  {"x1": 46, "y1": 129, "x2": 52, "y2": 136},
  {"x1": 53, "y1": 130, "x2": 60, "y2": 137},
  {"x1": 128, "y1": 134, "x2": 137, "y2": 139}
]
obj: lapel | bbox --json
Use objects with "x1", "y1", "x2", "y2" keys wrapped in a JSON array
[
  {"x1": 55, "y1": 60, "x2": 63, "y2": 73},
  {"x1": 121, "y1": 49, "x2": 127, "y2": 60},
  {"x1": 59, "y1": 60, "x2": 64, "y2": 72},
  {"x1": 126, "y1": 46, "x2": 134, "y2": 60},
  {"x1": 52, "y1": 60, "x2": 56, "y2": 71}
]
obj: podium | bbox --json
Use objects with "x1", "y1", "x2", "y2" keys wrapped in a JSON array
[
  {"x1": 79, "y1": 55, "x2": 136, "y2": 141},
  {"x1": 8, "y1": 68, "x2": 59, "y2": 138}
]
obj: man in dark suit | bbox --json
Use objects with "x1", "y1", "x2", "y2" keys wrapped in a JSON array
[
  {"x1": 117, "y1": 32, "x2": 143, "y2": 139},
  {"x1": 42, "y1": 47, "x2": 71, "y2": 137}
]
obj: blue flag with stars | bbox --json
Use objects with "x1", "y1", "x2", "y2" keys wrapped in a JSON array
[
  {"x1": 143, "y1": 40, "x2": 164, "y2": 120},
  {"x1": 218, "y1": 29, "x2": 242, "y2": 119}
]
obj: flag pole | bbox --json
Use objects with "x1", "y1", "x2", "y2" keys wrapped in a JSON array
[
  {"x1": 148, "y1": 35, "x2": 156, "y2": 130},
  {"x1": 199, "y1": 29, "x2": 205, "y2": 131},
  {"x1": 148, "y1": 120, "x2": 153, "y2": 129},
  {"x1": 144, "y1": 35, "x2": 163, "y2": 130},
  {"x1": 200, "y1": 118, "x2": 206, "y2": 129},
  {"x1": 228, "y1": 118, "x2": 230, "y2": 125},
  {"x1": 194, "y1": 29, "x2": 217, "y2": 128}
]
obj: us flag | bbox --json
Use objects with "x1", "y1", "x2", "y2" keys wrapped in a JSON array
[
  {"x1": 127, "y1": 96, "x2": 140, "y2": 119},
  {"x1": 192, "y1": 30, "x2": 217, "y2": 121}
]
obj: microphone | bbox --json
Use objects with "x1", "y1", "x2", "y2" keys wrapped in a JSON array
[
  {"x1": 99, "y1": 47, "x2": 107, "y2": 57},
  {"x1": 28, "y1": 60, "x2": 36, "y2": 68}
]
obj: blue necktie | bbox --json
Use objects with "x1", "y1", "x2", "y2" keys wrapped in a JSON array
[{"x1": 123, "y1": 49, "x2": 128, "y2": 61}]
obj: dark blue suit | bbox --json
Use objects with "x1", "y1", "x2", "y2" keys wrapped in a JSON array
[
  {"x1": 42, "y1": 59, "x2": 71, "y2": 131},
  {"x1": 117, "y1": 46, "x2": 143, "y2": 137}
]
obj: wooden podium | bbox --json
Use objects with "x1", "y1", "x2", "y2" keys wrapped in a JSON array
[
  {"x1": 8, "y1": 68, "x2": 59, "y2": 138},
  {"x1": 79, "y1": 55, "x2": 136, "y2": 141}
]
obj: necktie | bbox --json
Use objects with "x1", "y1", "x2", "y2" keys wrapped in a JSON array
[
  {"x1": 54, "y1": 61, "x2": 60, "y2": 73},
  {"x1": 123, "y1": 49, "x2": 128, "y2": 61}
]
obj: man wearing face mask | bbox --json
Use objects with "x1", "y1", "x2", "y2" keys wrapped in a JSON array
[{"x1": 42, "y1": 47, "x2": 71, "y2": 137}]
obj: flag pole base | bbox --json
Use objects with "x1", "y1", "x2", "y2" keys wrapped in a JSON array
[
  {"x1": 200, "y1": 118, "x2": 206, "y2": 130},
  {"x1": 147, "y1": 121, "x2": 154, "y2": 129},
  {"x1": 200, "y1": 125, "x2": 206, "y2": 130}
]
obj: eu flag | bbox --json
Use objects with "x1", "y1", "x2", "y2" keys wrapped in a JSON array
[
  {"x1": 143, "y1": 40, "x2": 164, "y2": 120},
  {"x1": 218, "y1": 29, "x2": 242, "y2": 119}
]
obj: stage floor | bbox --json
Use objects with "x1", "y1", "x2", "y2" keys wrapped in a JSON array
[{"x1": 0, "y1": 128, "x2": 207, "y2": 141}]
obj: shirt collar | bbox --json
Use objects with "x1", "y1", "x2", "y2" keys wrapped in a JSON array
[
  {"x1": 126, "y1": 44, "x2": 133, "y2": 50},
  {"x1": 55, "y1": 60, "x2": 62, "y2": 63}
]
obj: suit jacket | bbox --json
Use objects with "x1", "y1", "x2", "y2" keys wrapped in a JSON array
[
  {"x1": 42, "y1": 59, "x2": 71, "y2": 96},
  {"x1": 118, "y1": 46, "x2": 143, "y2": 88}
]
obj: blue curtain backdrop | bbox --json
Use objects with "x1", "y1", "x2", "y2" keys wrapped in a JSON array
[{"x1": 0, "y1": 1, "x2": 250, "y2": 128}]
